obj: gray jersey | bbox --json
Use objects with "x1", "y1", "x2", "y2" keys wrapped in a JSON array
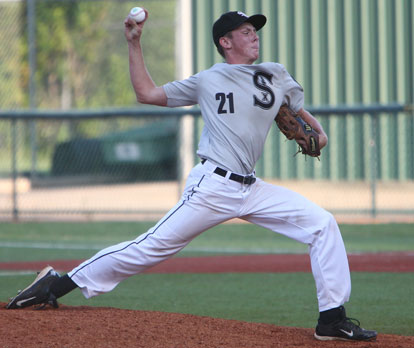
[{"x1": 163, "y1": 62, "x2": 304, "y2": 174}]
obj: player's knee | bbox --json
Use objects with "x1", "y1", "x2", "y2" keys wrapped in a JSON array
[
  {"x1": 310, "y1": 209, "x2": 339, "y2": 240},
  {"x1": 319, "y1": 210, "x2": 338, "y2": 229}
]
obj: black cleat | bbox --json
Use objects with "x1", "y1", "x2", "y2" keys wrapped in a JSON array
[
  {"x1": 6, "y1": 266, "x2": 60, "y2": 309},
  {"x1": 314, "y1": 306, "x2": 377, "y2": 341}
]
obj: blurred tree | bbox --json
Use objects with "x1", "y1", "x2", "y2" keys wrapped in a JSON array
[
  {"x1": 0, "y1": 2, "x2": 24, "y2": 109},
  {"x1": 19, "y1": 0, "x2": 175, "y2": 112},
  {"x1": 17, "y1": 0, "x2": 175, "y2": 141},
  {"x1": 0, "y1": 0, "x2": 176, "y2": 174}
]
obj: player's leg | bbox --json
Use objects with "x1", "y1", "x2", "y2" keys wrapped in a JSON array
[
  {"x1": 7, "y1": 201, "x2": 224, "y2": 308},
  {"x1": 68, "y1": 163, "x2": 243, "y2": 298},
  {"x1": 241, "y1": 179, "x2": 350, "y2": 310},
  {"x1": 241, "y1": 179, "x2": 377, "y2": 341},
  {"x1": 69, "y1": 198, "x2": 227, "y2": 298}
]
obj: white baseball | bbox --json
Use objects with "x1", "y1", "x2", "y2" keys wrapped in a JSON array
[{"x1": 129, "y1": 7, "x2": 146, "y2": 23}]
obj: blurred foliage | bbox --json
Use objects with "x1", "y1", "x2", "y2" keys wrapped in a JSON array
[
  {"x1": 0, "y1": 0, "x2": 176, "y2": 172},
  {"x1": 17, "y1": 0, "x2": 176, "y2": 110},
  {"x1": 0, "y1": 1, "x2": 25, "y2": 108},
  {"x1": 1, "y1": 0, "x2": 175, "y2": 110}
]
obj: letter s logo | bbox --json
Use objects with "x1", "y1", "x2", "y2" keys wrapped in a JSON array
[{"x1": 253, "y1": 71, "x2": 275, "y2": 110}]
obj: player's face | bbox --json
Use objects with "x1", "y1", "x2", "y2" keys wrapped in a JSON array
[{"x1": 227, "y1": 23, "x2": 260, "y2": 64}]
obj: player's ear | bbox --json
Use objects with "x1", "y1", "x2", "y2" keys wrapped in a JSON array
[{"x1": 219, "y1": 36, "x2": 232, "y2": 50}]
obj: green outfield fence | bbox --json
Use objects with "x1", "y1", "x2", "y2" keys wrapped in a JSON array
[{"x1": 0, "y1": 104, "x2": 413, "y2": 221}]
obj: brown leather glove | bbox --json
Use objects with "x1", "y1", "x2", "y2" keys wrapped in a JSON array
[{"x1": 275, "y1": 104, "x2": 320, "y2": 157}]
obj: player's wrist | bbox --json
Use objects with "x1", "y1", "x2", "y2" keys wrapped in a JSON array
[{"x1": 127, "y1": 40, "x2": 142, "y2": 50}]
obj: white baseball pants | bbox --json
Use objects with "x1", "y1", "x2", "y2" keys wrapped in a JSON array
[{"x1": 69, "y1": 160, "x2": 351, "y2": 311}]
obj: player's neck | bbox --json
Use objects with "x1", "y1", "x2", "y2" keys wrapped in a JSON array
[
  {"x1": 225, "y1": 58, "x2": 256, "y2": 65},
  {"x1": 225, "y1": 54, "x2": 257, "y2": 65}
]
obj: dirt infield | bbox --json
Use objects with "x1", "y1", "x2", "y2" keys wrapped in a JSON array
[
  {"x1": 1, "y1": 253, "x2": 413, "y2": 347},
  {"x1": 1, "y1": 252, "x2": 414, "y2": 273}
]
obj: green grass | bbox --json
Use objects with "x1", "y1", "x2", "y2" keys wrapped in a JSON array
[
  {"x1": 1, "y1": 222, "x2": 413, "y2": 262},
  {"x1": 1, "y1": 222, "x2": 413, "y2": 336}
]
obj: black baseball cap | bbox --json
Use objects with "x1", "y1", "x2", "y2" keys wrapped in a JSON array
[{"x1": 212, "y1": 11, "x2": 267, "y2": 48}]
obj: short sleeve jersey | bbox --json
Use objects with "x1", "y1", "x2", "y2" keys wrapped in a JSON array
[{"x1": 163, "y1": 62, "x2": 304, "y2": 174}]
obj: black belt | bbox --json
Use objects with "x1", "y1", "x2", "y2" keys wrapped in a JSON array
[{"x1": 201, "y1": 159, "x2": 256, "y2": 185}]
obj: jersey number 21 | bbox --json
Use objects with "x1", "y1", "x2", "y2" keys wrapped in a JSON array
[{"x1": 216, "y1": 92, "x2": 234, "y2": 114}]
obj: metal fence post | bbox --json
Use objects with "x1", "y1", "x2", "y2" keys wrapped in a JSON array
[
  {"x1": 28, "y1": 0, "x2": 38, "y2": 179},
  {"x1": 11, "y1": 119, "x2": 18, "y2": 221},
  {"x1": 370, "y1": 113, "x2": 378, "y2": 218}
]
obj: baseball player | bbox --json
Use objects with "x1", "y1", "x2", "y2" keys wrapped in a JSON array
[{"x1": 7, "y1": 10, "x2": 377, "y2": 342}]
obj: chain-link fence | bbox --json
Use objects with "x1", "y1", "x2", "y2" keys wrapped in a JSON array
[
  {"x1": 1, "y1": 110, "x2": 183, "y2": 221},
  {"x1": 0, "y1": 0, "x2": 180, "y2": 220},
  {"x1": 1, "y1": 0, "x2": 413, "y2": 222},
  {"x1": 1, "y1": 106, "x2": 414, "y2": 222}
]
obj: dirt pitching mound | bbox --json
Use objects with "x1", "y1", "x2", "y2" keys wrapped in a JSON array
[
  {"x1": 2, "y1": 253, "x2": 413, "y2": 347},
  {"x1": 1, "y1": 304, "x2": 413, "y2": 348}
]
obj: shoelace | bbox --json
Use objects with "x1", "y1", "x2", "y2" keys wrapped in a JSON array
[{"x1": 342, "y1": 317, "x2": 362, "y2": 329}]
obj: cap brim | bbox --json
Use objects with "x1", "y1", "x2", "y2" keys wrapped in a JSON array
[{"x1": 246, "y1": 14, "x2": 267, "y2": 31}]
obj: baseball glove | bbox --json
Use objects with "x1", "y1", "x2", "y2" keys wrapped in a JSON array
[{"x1": 275, "y1": 104, "x2": 320, "y2": 157}]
